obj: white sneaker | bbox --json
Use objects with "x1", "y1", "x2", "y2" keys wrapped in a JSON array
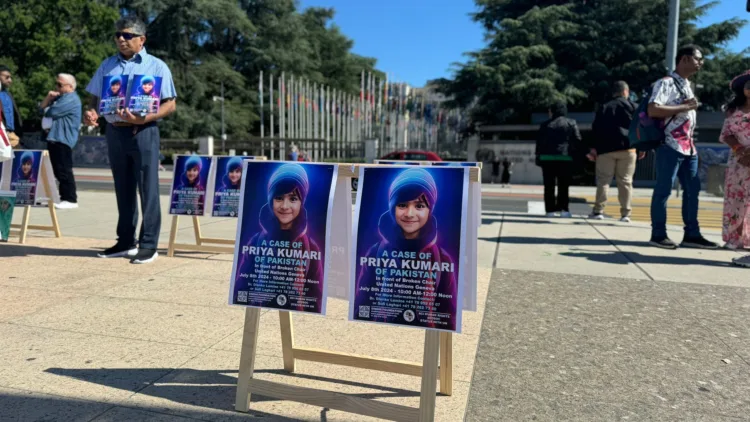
[
  {"x1": 724, "y1": 243, "x2": 739, "y2": 250},
  {"x1": 732, "y1": 255, "x2": 750, "y2": 268},
  {"x1": 620, "y1": 216, "x2": 631, "y2": 223},
  {"x1": 54, "y1": 201, "x2": 79, "y2": 209},
  {"x1": 545, "y1": 212, "x2": 558, "y2": 218},
  {"x1": 560, "y1": 211, "x2": 573, "y2": 218},
  {"x1": 589, "y1": 213, "x2": 605, "y2": 220}
]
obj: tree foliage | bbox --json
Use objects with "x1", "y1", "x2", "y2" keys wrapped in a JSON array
[
  {"x1": 438, "y1": 0, "x2": 749, "y2": 127},
  {"x1": 0, "y1": 0, "x2": 382, "y2": 138}
]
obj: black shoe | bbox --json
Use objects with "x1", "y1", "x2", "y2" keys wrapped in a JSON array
[
  {"x1": 681, "y1": 236, "x2": 719, "y2": 250},
  {"x1": 650, "y1": 237, "x2": 678, "y2": 249},
  {"x1": 131, "y1": 248, "x2": 158, "y2": 264},
  {"x1": 97, "y1": 243, "x2": 138, "y2": 258}
]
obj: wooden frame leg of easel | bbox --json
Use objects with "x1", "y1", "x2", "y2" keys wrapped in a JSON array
[
  {"x1": 167, "y1": 215, "x2": 179, "y2": 257},
  {"x1": 192, "y1": 216, "x2": 202, "y2": 245},
  {"x1": 279, "y1": 311, "x2": 296, "y2": 372},
  {"x1": 439, "y1": 332, "x2": 453, "y2": 396},
  {"x1": 18, "y1": 205, "x2": 31, "y2": 244},
  {"x1": 47, "y1": 200, "x2": 61, "y2": 238},
  {"x1": 418, "y1": 331, "x2": 441, "y2": 422},
  {"x1": 235, "y1": 307, "x2": 262, "y2": 412}
]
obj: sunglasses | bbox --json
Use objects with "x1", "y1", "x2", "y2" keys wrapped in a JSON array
[
  {"x1": 115, "y1": 32, "x2": 142, "y2": 41},
  {"x1": 55, "y1": 82, "x2": 68, "y2": 88}
]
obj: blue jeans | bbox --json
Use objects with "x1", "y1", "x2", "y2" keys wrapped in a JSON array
[{"x1": 650, "y1": 145, "x2": 701, "y2": 239}]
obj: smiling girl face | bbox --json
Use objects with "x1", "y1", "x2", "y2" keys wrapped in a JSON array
[
  {"x1": 142, "y1": 81, "x2": 154, "y2": 95},
  {"x1": 229, "y1": 168, "x2": 242, "y2": 185},
  {"x1": 395, "y1": 195, "x2": 430, "y2": 239},
  {"x1": 186, "y1": 166, "x2": 199, "y2": 183},
  {"x1": 22, "y1": 162, "x2": 32, "y2": 176},
  {"x1": 273, "y1": 190, "x2": 301, "y2": 230}
]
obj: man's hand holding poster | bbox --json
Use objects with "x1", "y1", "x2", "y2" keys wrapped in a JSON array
[
  {"x1": 350, "y1": 166, "x2": 469, "y2": 332},
  {"x1": 229, "y1": 161, "x2": 337, "y2": 314},
  {"x1": 169, "y1": 155, "x2": 212, "y2": 216}
]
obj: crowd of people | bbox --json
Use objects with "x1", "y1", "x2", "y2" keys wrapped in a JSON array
[{"x1": 534, "y1": 44, "x2": 750, "y2": 268}]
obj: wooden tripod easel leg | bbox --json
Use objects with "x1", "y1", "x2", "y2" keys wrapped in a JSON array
[
  {"x1": 418, "y1": 331, "x2": 441, "y2": 422},
  {"x1": 167, "y1": 216, "x2": 179, "y2": 257},
  {"x1": 439, "y1": 332, "x2": 453, "y2": 396},
  {"x1": 18, "y1": 205, "x2": 31, "y2": 244},
  {"x1": 279, "y1": 311, "x2": 296, "y2": 372},
  {"x1": 235, "y1": 307, "x2": 262, "y2": 412},
  {"x1": 192, "y1": 216, "x2": 202, "y2": 245},
  {"x1": 39, "y1": 161, "x2": 62, "y2": 238}
]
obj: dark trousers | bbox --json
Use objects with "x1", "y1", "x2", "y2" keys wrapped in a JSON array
[
  {"x1": 541, "y1": 161, "x2": 572, "y2": 213},
  {"x1": 47, "y1": 141, "x2": 77, "y2": 203},
  {"x1": 106, "y1": 124, "x2": 162, "y2": 249}
]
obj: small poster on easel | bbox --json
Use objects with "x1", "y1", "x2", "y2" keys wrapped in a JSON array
[
  {"x1": 229, "y1": 161, "x2": 337, "y2": 314},
  {"x1": 212, "y1": 156, "x2": 244, "y2": 217},
  {"x1": 0, "y1": 190, "x2": 16, "y2": 242},
  {"x1": 350, "y1": 166, "x2": 469, "y2": 332},
  {"x1": 169, "y1": 155, "x2": 212, "y2": 216},
  {"x1": 9, "y1": 150, "x2": 42, "y2": 206},
  {"x1": 128, "y1": 75, "x2": 162, "y2": 115}
]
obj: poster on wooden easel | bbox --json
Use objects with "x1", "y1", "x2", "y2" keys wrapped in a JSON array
[
  {"x1": 229, "y1": 161, "x2": 338, "y2": 314},
  {"x1": 0, "y1": 190, "x2": 16, "y2": 241},
  {"x1": 350, "y1": 166, "x2": 469, "y2": 332},
  {"x1": 0, "y1": 150, "x2": 60, "y2": 206},
  {"x1": 169, "y1": 154, "x2": 212, "y2": 216},
  {"x1": 211, "y1": 156, "x2": 244, "y2": 217}
]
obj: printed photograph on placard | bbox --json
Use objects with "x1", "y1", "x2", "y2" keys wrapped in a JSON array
[
  {"x1": 212, "y1": 156, "x2": 244, "y2": 218},
  {"x1": 169, "y1": 155, "x2": 212, "y2": 216},
  {"x1": 10, "y1": 150, "x2": 42, "y2": 206},
  {"x1": 229, "y1": 162, "x2": 337, "y2": 314},
  {"x1": 128, "y1": 75, "x2": 162, "y2": 115},
  {"x1": 350, "y1": 166, "x2": 468, "y2": 332},
  {"x1": 99, "y1": 75, "x2": 128, "y2": 115},
  {"x1": 432, "y1": 161, "x2": 480, "y2": 167},
  {"x1": 0, "y1": 191, "x2": 16, "y2": 242}
]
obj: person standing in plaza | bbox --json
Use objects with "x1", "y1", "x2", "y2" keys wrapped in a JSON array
[
  {"x1": 718, "y1": 71, "x2": 750, "y2": 267},
  {"x1": 501, "y1": 156, "x2": 512, "y2": 186},
  {"x1": 40, "y1": 73, "x2": 82, "y2": 209},
  {"x1": 490, "y1": 156, "x2": 500, "y2": 184},
  {"x1": 83, "y1": 16, "x2": 177, "y2": 264},
  {"x1": 0, "y1": 65, "x2": 23, "y2": 147},
  {"x1": 535, "y1": 101, "x2": 582, "y2": 218},
  {"x1": 589, "y1": 81, "x2": 644, "y2": 222},
  {"x1": 647, "y1": 45, "x2": 717, "y2": 250}
]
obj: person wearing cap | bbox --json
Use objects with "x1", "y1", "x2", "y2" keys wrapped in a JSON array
[
  {"x1": 83, "y1": 16, "x2": 177, "y2": 264},
  {"x1": 719, "y1": 71, "x2": 750, "y2": 267}
]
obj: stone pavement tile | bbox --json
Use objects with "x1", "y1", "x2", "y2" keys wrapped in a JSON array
[
  {"x1": 0, "y1": 323, "x2": 203, "y2": 403},
  {"x1": 655, "y1": 280, "x2": 750, "y2": 317},
  {"x1": 0, "y1": 266, "x2": 132, "y2": 295},
  {"x1": 0, "y1": 285, "x2": 79, "y2": 322},
  {"x1": 11, "y1": 295, "x2": 245, "y2": 348},
  {"x1": 496, "y1": 216, "x2": 646, "y2": 279},
  {"x1": 0, "y1": 387, "x2": 113, "y2": 422},
  {"x1": 100, "y1": 273, "x2": 233, "y2": 308},
  {"x1": 90, "y1": 406, "x2": 203, "y2": 421},
  {"x1": 127, "y1": 348, "x2": 469, "y2": 422},
  {"x1": 156, "y1": 259, "x2": 234, "y2": 282}
]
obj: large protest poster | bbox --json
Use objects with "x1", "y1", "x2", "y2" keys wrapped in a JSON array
[
  {"x1": 128, "y1": 75, "x2": 162, "y2": 115},
  {"x1": 229, "y1": 161, "x2": 337, "y2": 314},
  {"x1": 0, "y1": 190, "x2": 16, "y2": 241},
  {"x1": 99, "y1": 75, "x2": 128, "y2": 115},
  {"x1": 9, "y1": 150, "x2": 42, "y2": 206},
  {"x1": 212, "y1": 156, "x2": 244, "y2": 217},
  {"x1": 169, "y1": 155, "x2": 212, "y2": 216},
  {"x1": 350, "y1": 166, "x2": 468, "y2": 332}
]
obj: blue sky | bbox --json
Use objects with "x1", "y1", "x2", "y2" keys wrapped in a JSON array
[{"x1": 298, "y1": 0, "x2": 750, "y2": 87}]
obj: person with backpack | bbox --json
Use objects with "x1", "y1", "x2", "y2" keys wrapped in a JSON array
[
  {"x1": 644, "y1": 45, "x2": 717, "y2": 249},
  {"x1": 589, "y1": 81, "x2": 645, "y2": 222},
  {"x1": 535, "y1": 101, "x2": 582, "y2": 218}
]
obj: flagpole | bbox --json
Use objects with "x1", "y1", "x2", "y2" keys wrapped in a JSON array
[
  {"x1": 260, "y1": 70, "x2": 264, "y2": 138},
  {"x1": 270, "y1": 73, "x2": 274, "y2": 140}
]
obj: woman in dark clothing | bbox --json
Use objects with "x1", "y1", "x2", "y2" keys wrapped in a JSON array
[
  {"x1": 535, "y1": 102, "x2": 582, "y2": 218},
  {"x1": 501, "y1": 157, "x2": 512, "y2": 186}
]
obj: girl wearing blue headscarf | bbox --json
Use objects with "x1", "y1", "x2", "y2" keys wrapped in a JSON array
[
  {"x1": 355, "y1": 168, "x2": 457, "y2": 329},
  {"x1": 16, "y1": 151, "x2": 36, "y2": 183},
  {"x1": 239, "y1": 163, "x2": 323, "y2": 312},
  {"x1": 218, "y1": 157, "x2": 244, "y2": 192},
  {"x1": 136, "y1": 75, "x2": 159, "y2": 98},
  {"x1": 176, "y1": 156, "x2": 206, "y2": 214}
]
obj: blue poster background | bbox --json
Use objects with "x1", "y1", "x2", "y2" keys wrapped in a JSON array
[
  {"x1": 432, "y1": 161, "x2": 480, "y2": 167},
  {"x1": 10, "y1": 150, "x2": 42, "y2": 206},
  {"x1": 99, "y1": 75, "x2": 128, "y2": 115},
  {"x1": 230, "y1": 162, "x2": 336, "y2": 314},
  {"x1": 212, "y1": 156, "x2": 244, "y2": 217},
  {"x1": 169, "y1": 155, "x2": 212, "y2": 216},
  {"x1": 128, "y1": 75, "x2": 162, "y2": 115},
  {"x1": 352, "y1": 166, "x2": 465, "y2": 331}
]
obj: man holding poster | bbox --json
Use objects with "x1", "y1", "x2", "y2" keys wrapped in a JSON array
[
  {"x1": 351, "y1": 167, "x2": 468, "y2": 332},
  {"x1": 84, "y1": 16, "x2": 177, "y2": 264},
  {"x1": 229, "y1": 162, "x2": 337, "y2": 314}
]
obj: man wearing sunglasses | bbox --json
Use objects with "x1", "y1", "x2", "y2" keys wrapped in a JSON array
[
  {"x1": 40, "y1": 74, "x2": 82, "y2": 209},
  {"x1": 84, "y1": 16, "x2": 178, "y2": 264}
]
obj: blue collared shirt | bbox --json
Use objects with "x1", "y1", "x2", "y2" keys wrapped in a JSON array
[
  {"x1": 42, "y1": 92, "x2": 82, "y2": 148},
  {"x1": 0, "y1": 91, "x2": 14, "y2": 131},
  {"x1": 86, "y1": 48, "x2": 177, "y2": 124}
]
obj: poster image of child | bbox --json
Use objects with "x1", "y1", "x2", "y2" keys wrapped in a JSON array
[
  {"x1": 99, "y1": 76, "x2": 128, "y2": 115},
  {"x1": 230, "y1": 162, "x2": 337, "y2": 314},
  {"x1": 351, "y1": 166, "x2": 467, "y2": 332},
  {"x1": 212, "y1": 156, "x2": 244, "y2": 217},
  {"x1": 10, "y1": 150, "x2": 42, "y2": 206},
  {"x1": 128, "y1": 75, "x2": 162, "y2": 115},
  {"x1": 169, "y1": 155, "x2": 211, "y2": 216}
]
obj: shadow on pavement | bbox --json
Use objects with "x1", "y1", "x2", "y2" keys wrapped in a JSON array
[
  {"x1": 482, "y1": 217, "x2": 617, "y2": 227},
  {"x1": 560, "y1": 250, "x2": 733, "y2": 268},
  {"x1": 0, "y1": 244, "x2": 98, "y2": 258}
]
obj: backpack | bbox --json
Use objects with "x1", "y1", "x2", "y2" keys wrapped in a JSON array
[{"x1": 628, "y1": 76, "x2": 688, "y2": 152}]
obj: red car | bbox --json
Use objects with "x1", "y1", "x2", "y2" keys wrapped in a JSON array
[{"x1": 351, "y1": 150, "x2": 442, "y2": 191}]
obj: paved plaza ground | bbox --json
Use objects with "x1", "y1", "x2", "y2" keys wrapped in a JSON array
[{"x1": 1, "y1": 185, "x2": 749, "y2": 421}]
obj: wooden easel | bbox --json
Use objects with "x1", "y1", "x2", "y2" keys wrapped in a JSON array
[
  {"x1": 233, "y1": 164, "x2": 480, "y2": 421},
  {"x1": 9, "y1": 151, "x2": 62, "y2": 244},
  {"x1": 166, "y1": 215, "x2": 235, "y2": 256}
]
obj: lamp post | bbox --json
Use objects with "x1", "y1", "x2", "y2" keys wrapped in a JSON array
[
  {"x1": 666, "y1": 0, "x2": 680, "y2": 73},
  {"x1": 213, "y1": 82, "x2": 226, "y2": 154}
]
